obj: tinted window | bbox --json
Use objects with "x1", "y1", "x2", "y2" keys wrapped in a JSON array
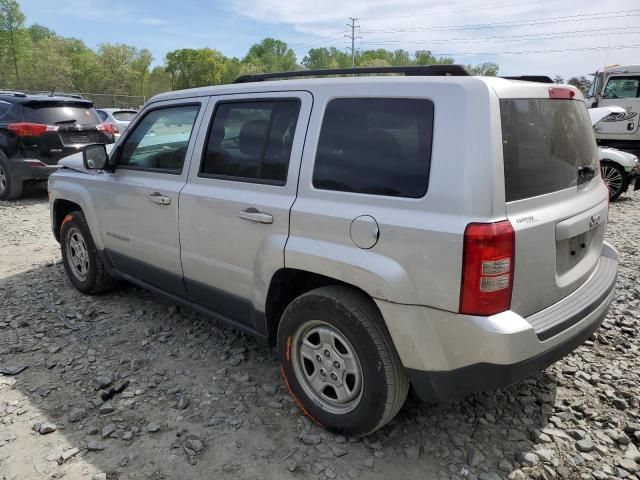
[
  {"x1": 118, "y1": 105, "x2": 199, "y2": 173},
  {"x1": 313, "y1": 98, "x2": 434, "y2": 198},
  {"x1": 200, "y1": 100, "x2": 300, "y2": 185},
  {"x1": 500, "y1": 99, "x2": 598, "y2": 202},
  {"x1": 97, "y1": 110, "x2": 109, "y2": 121},
  {"x1": 24, "y1": 103, "x2": 101, "y2": 125},
  {"x1": 112, "y1": 111, "x2": 137, "y2": 121},
  {"x1": 0, "y1": 101, "x2": 11, "y2": 119}
]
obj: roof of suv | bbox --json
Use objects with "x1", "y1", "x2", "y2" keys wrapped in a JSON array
[
  {"x1": 0, "y1": 92, "x2": 93, "y2": 106},
  {"x1": 149, "y1": 75, "x2": 581, "y2": 104}
]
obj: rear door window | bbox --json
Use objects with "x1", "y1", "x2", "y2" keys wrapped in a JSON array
[
  {"x1": 199, "y1": 99, "x2": 300, "y2": 185},
  {"x1": 500, "y1": 99, "x2": 598, "y2": 202},
  {"x1": 24, "y1": 103, "x2": 101, "y2": 125},
  {"x1": 313, "y1": 98, "x2": 434, "y2": 198},
  {"x1": 112, "y1": 111, "x2": 137, "y2": 121},
  {"x1": 0, "y1": 101, "x2": 11, "y2": 119}
]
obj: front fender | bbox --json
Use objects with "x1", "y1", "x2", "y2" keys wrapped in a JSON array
[
  {"x1": 599, "y1": 148, "x2": 638, "y2": 170},
  {"x1": 49, "y1": 171, "x2": 104, "y2": 249},
  {"x1": 284, "y1": 236, "x2": 418, "y2": 304}
]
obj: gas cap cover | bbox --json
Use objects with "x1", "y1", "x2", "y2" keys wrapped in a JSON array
[{"x1": 350, "y1": 215, "x2": 380, "y2": 249}]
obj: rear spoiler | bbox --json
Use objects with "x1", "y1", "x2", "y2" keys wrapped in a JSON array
[
  {"x1": 501, "y1": 76, "x2": 554, "y2": 84},
  {"x1": 23, "y1": 99, "x2": 94, "y2": 108}
]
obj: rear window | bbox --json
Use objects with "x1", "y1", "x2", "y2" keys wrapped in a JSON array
[
  {"x1": 313, "y1": 98, "x2": 434, "y2": 198},
  {"x1": 24, "y1": 103, "x2": 100, "y2": 125},
  {"x1": 500, "y1": 99, "x2": 598, "y2": 202},
  {"x1": 112, "y1": 111, "x2": 137, "y2": 121}
]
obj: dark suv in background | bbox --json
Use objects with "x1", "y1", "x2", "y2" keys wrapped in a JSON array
[{"x1": 0, "y1": 92, "x2": 115, "y2": 200}]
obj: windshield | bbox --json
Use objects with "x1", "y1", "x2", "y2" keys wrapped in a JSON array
[
  {"x1": 500, "y1": 99, "x2": 598, "y2": 202},
  {"x1": 24, "y1": 103, "x2": 101, "y2": 125},
  {"x1": 112, "y1": 111, "x2": 137, "y2": 121}
]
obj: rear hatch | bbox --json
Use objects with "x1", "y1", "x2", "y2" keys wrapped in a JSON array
[
  {"x1": 22, "y1": 100, "x2": 113, "y2": 163},
  {"x1": 500, "y1": 94, "x2": 609, "y2": 318}
]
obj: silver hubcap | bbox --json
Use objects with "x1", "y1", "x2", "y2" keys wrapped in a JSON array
[
  {"x1": 601, "y1": 165, "x2": 623, "y2": 195},
  {"x1": 0, "y1": 165, "x2": 6, "y2": 194},
  {"x1": 66, "y1": 228, "x2": 90, "y2": 281},
  {"x1": 292, "y1": 321, "x2": 363, "y2": 414}
]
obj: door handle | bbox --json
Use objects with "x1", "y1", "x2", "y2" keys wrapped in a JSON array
[
  {"x1": 238, "y1": 208, "x2": 273, "y2": 224},
  {"x1": 146, "y1": 192, "x2": 171, "y2": 205}
]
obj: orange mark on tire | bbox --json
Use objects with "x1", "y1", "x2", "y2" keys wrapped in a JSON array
[
  {"x1": 280, "y1": 364, "x2": 324, "y2": 428},
  {"x1": 286, "y1": 336, "x2": 292, "y2": 362},
  {"x1": 62, "y1": 214, "x2": 74, "y2": 228}
]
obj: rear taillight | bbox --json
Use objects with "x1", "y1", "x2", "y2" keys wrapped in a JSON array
[
  {"x1": 97, "y1": 122, "x2": 118, "y2": 135},
  {"x1": 460, "y1": 220, "x2": 515, "y2": 316},
  {"x1": 8, "y1": 122, "x2": 59, "y2": 137}
]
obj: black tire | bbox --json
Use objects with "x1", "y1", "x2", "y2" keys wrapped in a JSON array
[
  {"x1": 0, "y1": 151, "x2": 23, "y2": 201},
  {"x1": 601, "y1": 161, "x2": 628, "y2": 201},
  {"x1": 277, "y1": 286, "x2": 408, "y2": 437},
  {"x1": 60, "y1": 211, "x2": 117, "y2": 294}
]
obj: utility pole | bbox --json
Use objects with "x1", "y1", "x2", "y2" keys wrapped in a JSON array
[{"x1": 345, "y1": 17, "x2": 361, "y2": 68}]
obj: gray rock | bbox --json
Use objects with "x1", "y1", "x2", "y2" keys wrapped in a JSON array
[
  {"x1": 122, "y1": 431, "x2": 133, "y2": 441},
  {"x1": 98, "y1": 402, "x2": 114, "y2": 414},
  {"x1": 517, "y1": 451, "x2": 539, "y2": 466},
  {"x1": 300, "y1": 433, "x2": 322, "y2": 445},
  {"x1": 101, "y1": 423, "x2": 116, "y2": 438},
  {"x1": 404, "y1": 445, "x2": 420, "y2": 461},
  {"x1": 87, "y1": 440, "x2": 106, "y2": 451},
  {"x1": 262, "y1": 384, "x2": 277, "y2": 395},
  {"x1": 32, "y1": 422, "x2": 56, "y2": 434},
  {"x1": 617, "y1": 458, "x2": 638, "y2": 473},
  {"x1": 176, "y1": 395, "x2": 190, "y2": 410},
  {"x1": 613, "y1": 398, "x2": 628, "y2": 410},
  {"x1": 93, "y1": 374, "x2": 114, "y2": 390},
  {"x1": 536, "y1": 449, "x2": 556, "y2": 463},
  {"x1": 68, "y1": 408, "x2": 86, "y2": 423},
  {"x1": 468, "y1": 447, "x2": 485, "y2": 466},
  {"x1": 186, "y1": 438, "x2": 204, "y2": 453},
  {"x1": 576, "y1": 438, "x2": 595, "y2": 453},
  {"x1": 146, "y1": 422, "x2": 160, "y2": 433}
]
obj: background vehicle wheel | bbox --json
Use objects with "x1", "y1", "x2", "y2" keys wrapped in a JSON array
[
  {"x1": 0, "y1": 152, "x2": 23, "y2": 201},
  {"x1": 601, "y1": 161, "x2": 628, "y2": 201},
  {"x1": 60, "y1": 211, "x2": 117, "y2": 294},
  {"x1": 277, "y1": 286, "x2": 408, "y2": 437}
]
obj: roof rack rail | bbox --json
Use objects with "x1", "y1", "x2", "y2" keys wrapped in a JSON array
[
  {"x1": 501, "y1": 75, "x2": 554, "y2": 84},
  {"x1": 45, "y1": 92, "x2": 85, "y2": 99},
  {"x1": 233, "y1": 65, "x2": 472, "y2": 83},
  {"x1": 0, "y1": 90, "x2": 27, "y2": 98}
]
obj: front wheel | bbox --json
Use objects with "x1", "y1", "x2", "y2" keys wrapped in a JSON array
[
  {"x1": 0, "y1": 153, "x2": 23, "y2": 201},
  {"x1": 60, "y1": 211, "x2": 117, "y2": 294},
  {"x1": 277, "y1": 286, "x2": 408, "y2": 437},
  {"x1": 601, "y1": 161, "x2": 628, "y2": 201}
]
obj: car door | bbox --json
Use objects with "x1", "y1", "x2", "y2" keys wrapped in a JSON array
[
  {"x1": 93, "y1": 98, "x2": 208, "y2": 297},
  {"x1": 179, "y1": 91, "x2": 312, "y2": 334},
  {"x1": 596, "y1": 75, "x2": 640, "y2": 137}
]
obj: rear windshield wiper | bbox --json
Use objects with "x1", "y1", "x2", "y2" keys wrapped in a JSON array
[{"x1": 54, "y1": 119, "x2": 78, "y2": 124}]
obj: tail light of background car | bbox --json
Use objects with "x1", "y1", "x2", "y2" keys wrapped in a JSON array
[
  {"x1": 8, "y1": 122, "x2": 59, "y2": 137},
  {"x1": 459, "y1": 220, "x2": 515, "y2": 316},
  {"x1": 97, "y1": 122, "x2": 118, "y2": 135}
]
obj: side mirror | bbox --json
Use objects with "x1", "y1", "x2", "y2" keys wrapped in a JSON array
[{"x1": 83, "y1": 144, "x2": 108, "y2": 170}]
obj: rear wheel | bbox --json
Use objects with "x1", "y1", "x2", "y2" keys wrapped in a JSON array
[
  {"x1": 60, "y1": 211, "x2": 117, "y2": 294},
  {"x1": 601, "y1": 161, "x2": 628, "y2": 201},
  {"x1": 277, "y1": 286, "x2": 408, "y2": 436},
  {"x1": 0, "y1": 152, "x2": 23, "y2": 201}
]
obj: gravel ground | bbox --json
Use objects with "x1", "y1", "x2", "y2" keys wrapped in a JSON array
[{"x1": 0, "y1": 189, "x2": 639, "y2": 480}]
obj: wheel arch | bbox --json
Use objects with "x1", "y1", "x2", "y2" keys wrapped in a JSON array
[
  {"x1": 52, "y1": 199, "x2": 83, "y2": 242},
  {"x1": 265, "y1": 268, "x2": 379, "y2": 346}
]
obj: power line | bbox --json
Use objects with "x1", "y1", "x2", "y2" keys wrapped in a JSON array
[
  {"x1": 358, "y1": 27, "x2": 640, "y2": 46},
  {"x1": 424, "y1": 43, "x2": 640, "y2": 57},
  {"x1": 360, "y1": 9, "x2": 640, "y2": 34},
  {"x1": 288, "y1": 31, "x2": 347, "y2": 50},
  {"x1": 345, "y1": 17, "x2": 361, "y2": 67},
  {"x1": 360, "y1": 0, "x2": 555, "y2": 21}
]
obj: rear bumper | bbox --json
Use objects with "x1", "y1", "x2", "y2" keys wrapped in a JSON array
[
  {"x1": 10, "y1": 158, "x2": 61, "y2": 181},
  {"x1": 376, "y1": 242, "x2": 619, "y2": 403}
]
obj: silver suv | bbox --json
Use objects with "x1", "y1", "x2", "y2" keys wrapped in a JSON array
[{"x1": 49, "y1": 66, "x2": 618, "y2": 436}]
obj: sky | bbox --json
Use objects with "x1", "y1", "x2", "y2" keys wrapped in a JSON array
[{"x1": 17, "y1": 0, "x2": 640, "y2": 79}]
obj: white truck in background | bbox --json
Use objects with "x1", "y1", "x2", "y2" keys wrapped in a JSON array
[{"x1": 585, "y1": 64, "x2": 640, "y2": 153}]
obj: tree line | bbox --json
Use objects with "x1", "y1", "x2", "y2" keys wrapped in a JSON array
[{"x1": 0, "y1": 0, "x2": 590, "y2": 99}]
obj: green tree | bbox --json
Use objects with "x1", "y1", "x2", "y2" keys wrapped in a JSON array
[
  {"x1": 468, "y1": 62, "x2": 499, "y2": 76},
  {"x1": 244, "y1": 38, "x2": 297, "y2": 72},
  {"x1": 302, "y1": 47, "x2": 350, "y2": 70},
  {"x1": 24, "y1": 36, "x2": 73, "y2": 91},
  {"x1": 0, "y1": 0, "x2": 28, "y2": 85},
  {"x1": 27, "y1": 23, "x2": 55, "y2": 42},
  {"x1": 414, "y1": 50, "x2": 454, "y2": 65},
  {"x1": 97, "y1": 43, "x2": 137, "y2": 94},
  {"x1": 567, "y1": 76, "x2": 592, "y2": 94},
  {"x1": 131, "y1": 48, "x2": 153, "y2": 95}
]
